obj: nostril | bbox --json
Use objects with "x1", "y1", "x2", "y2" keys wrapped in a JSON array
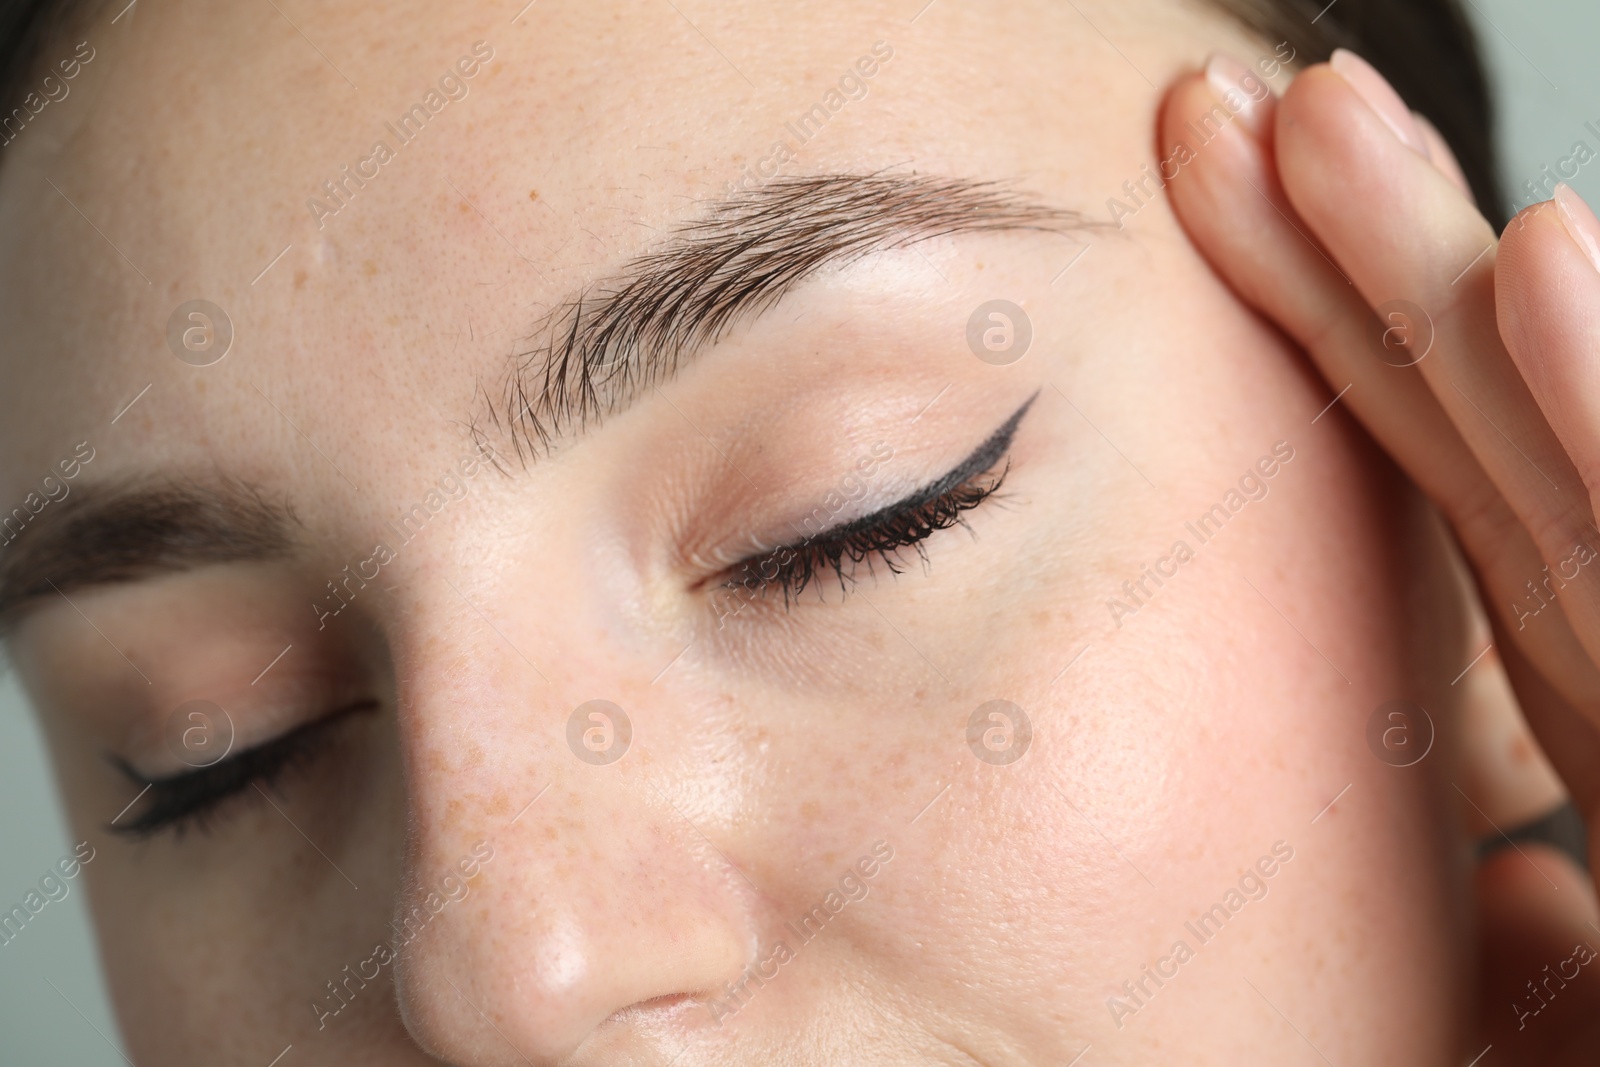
[
  {"x1": 606, "y1": 991, "x2": 707, "y2": 1027},
  {"x1": 638, "y1": 993, "x2": 692, "y2": 1009}
]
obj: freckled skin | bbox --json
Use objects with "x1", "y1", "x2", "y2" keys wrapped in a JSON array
[{"x1": 0, "y1": 0, "x2": 1475, "y2": 1064}]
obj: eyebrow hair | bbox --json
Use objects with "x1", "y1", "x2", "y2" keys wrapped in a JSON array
[
  {"x1": 0, "y1": 175, "x2": 1086, "y2": 629},
  {"x1": 0, "y1": 478, "x2": 297, "y2": 633},
  {"x1": 476, "y1": 173, "x2": 1094, "y2": 463}
]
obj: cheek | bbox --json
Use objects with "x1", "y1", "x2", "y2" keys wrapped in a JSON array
[{"x1": 882, "y1": 241, "x2": 1477, "y2": 1041}]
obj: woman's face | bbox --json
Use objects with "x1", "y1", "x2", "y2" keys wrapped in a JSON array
[{"x1": 0, "y1": 0, "x2": 1476, "y2": 1062}]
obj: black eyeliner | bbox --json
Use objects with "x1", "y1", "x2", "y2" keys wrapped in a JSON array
[
  {"x1": 812, "y1": 389, "x2": 1038, "y2": 544},
  {"x1": 728, "y1": 390, "x2": 1038, "y2": 602},
  {"x1": 106, "y1": 702, "x2": 373, "y2": 839}
]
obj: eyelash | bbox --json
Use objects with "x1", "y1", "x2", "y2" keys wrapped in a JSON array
[
  {"x1": 104, "y1": 400, "x2": 1031, "y2": 833},
  {"x1": 107, "y1": 704, "x2": 369, "y2": 840},
  {"x1": 724, "y1": 460, "x2": 1012, "y2": 605},
  {"x1": 719, "y1": 395, "x2": 1037, "y2": 606}
]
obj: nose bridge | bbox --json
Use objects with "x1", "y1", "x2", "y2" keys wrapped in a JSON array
[{"x1": 387, "y1": 613, "x2": 754, "y2": 1064}]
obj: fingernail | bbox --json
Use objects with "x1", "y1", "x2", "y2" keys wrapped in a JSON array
[
  {"x1": 1205, "y1": 52, "x2": 1270, "y2": 138},
  {"x1": 1555, "y1": 183, "x2": 1600, "y2": 274},
  {"x1": 1329, "y1": 48, "x2": 1430, "y2": 158}
]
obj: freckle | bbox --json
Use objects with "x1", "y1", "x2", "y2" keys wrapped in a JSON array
[
  {"x1": 801, "y1": 801, "x2": 821, "y2": 822},
  {"x1": 363, "y1": 260, "x2": 378, "y2": 276},
  {"x1": 1511, "y1": 736, "x2": 1535, "y2": 765},
  {"x1": 459, "y1": 200, "x2": 472, "y2": 213},
  {"x1": 529, "y1": 189, "x2": 539, "y2": 202},
  {"x1": 294, "y1": 269, "x2": 307, "y2": 290}
]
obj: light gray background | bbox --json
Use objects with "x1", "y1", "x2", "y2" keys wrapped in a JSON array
[{"x1": 2, "y1": 1, "x2": 1597, "y2": 1062}]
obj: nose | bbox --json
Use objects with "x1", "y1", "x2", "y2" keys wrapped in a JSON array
[{"x1": 389, "y1": 640, "x2": 756, "y2": 1065}]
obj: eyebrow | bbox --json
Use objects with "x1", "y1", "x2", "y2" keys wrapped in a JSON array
[
  {"x1": 476, "y1": 173, "x2": 1093, "y2": 463},
  {"x1": 0, "y1": 479, "x2": 297, "y2": 633},
  {"x1": 0, "y1": 175, "x2": 1088, "y2": 629}
]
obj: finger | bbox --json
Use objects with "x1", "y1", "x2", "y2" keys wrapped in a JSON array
[
  {"x1": 1159, "y1": 61, "x2": 1586, "y2": 686},
  {"x1": 1491, "y1": 615, "x2": 1600, "y2": 824},
  {"x1": 1498, "y1": 189, "x2": 1600, "y2": 508},
  {"x1": 1267, "y1": 53, "x2": 1600, "y2": 769},
  {"x1": 1159, "y1": 61, "x2": 1489, "y2": 513},
  {"x1": 1415, "y1": 112, "x2": 1473, "y2": 199},
  {"x1": 1460, "y1": 643, "x2": 1568, "y2": 835},
  {"x1": 1451, "y1": 541, "x2": 1569, "y2": 832},
  {"x1": 1476, "y1": 844, "x2": 1600, "y2": 1062},
  {"x1": 1161, "y1": 56, "x2": 1600, "y2": 809},
  {"x1": 1273, "y1": 53, "x2": 1596, "y2": 594}
]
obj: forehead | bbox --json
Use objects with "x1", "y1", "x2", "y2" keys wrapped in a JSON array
[{"x1": 0, "y1": 0, "x2": 1242, "y2": 495}]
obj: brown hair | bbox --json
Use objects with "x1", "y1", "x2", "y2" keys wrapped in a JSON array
[{"x1": 0, "y1": 0, "x2": 1504, "y2": 223}]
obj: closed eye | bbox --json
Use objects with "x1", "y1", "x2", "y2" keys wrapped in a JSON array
[
  {"x1": 722, "y1": 392, "x2": 1036, "y2": 605},
  {"x1": 106, "y1": 700, "x2": 376, "y2": 839}
]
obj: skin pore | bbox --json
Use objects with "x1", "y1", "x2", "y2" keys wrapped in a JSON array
[{"x1": 0, "y1": 0, "x2": 1500, "y2": 1063}]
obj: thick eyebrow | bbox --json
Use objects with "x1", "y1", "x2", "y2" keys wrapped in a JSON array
[
  {"x1": 0, "y1": 478, "x2": 297, "y2": 633},
  {"x1": 0, "y1": 177, "x2": 1084, "y2": 628},
  {"x1": 477, "y1": 173, "x2": 1095, "y2": 463}
]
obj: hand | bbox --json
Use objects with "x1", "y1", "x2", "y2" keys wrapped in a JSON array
[{"x1": 1161, "y1": 47, "x2": 1600, "y2": 1063}]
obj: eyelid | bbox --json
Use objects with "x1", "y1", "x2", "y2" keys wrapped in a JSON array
[
  {"x1": 767, "y1": 389, "x2": 1038, "y2": 553},
  {"x1": 715, "y1": 390, "x2": 1036, "y2": 603},
  {"x1": 117, "y1": 668, "x2": 375, "y2": 780},
  {"x1": 116, "y1": 714, "x2": 302, "y2": 789},
  {"x1": 106, "y1": 700, "x2": 375, "y2": 837}
]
